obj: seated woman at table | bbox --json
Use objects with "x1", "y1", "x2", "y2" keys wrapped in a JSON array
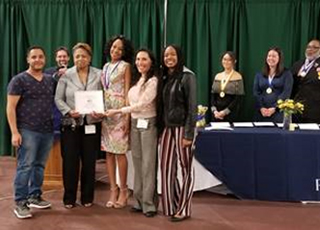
[
  {"x1": 253, "y1": 47, "x2": 293, "y2": 122},
  {"x1": 211, "y1": 51, "x2": 244, "y2": 122}
]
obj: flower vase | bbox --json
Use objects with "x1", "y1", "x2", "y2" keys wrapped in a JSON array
[{"x1": 282, "y1": 113, "x2": 292, "y2": 130}]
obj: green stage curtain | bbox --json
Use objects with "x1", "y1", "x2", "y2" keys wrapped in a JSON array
[
  {"x1": 1, "y1": 0, "x2": 320, "y2": 155},
  {"x1": 166, "y1": 0, "x2": 320, "y2": 121},
  {"x1": 0, "y1": 0, "x2": 163, "y2": 156}
]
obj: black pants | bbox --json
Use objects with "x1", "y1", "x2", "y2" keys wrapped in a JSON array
[{"x1": 60, "y1": 122, "x2": 101, "y2": 205}]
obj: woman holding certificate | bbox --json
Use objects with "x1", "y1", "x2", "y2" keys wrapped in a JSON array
[
  {"x1": 253, "y1": 47, "x2": 293, "y2": 122},
  {"x1": 55, "y1": 43, "x2": 102, "y2": 208},
  {"x1": 101, "y1": 35, "x2": 134, "y2": 209},
  {"x1": 106, "y1": 48, "x2": 159, "y2": 217},
  {"x1": 211, "y1": 51, "x2": 244, "y2": 122}
]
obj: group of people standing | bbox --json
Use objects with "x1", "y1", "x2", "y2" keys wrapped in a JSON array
[
  {"x1": 211, "y1": 39, "x2": 320, "y2": 124},
  {"x1": 6, "y1": 36, "x2": 320, "y2": 221},
  {"x1": 6, "y1": 35, "x2": 197, "y2": 222}
]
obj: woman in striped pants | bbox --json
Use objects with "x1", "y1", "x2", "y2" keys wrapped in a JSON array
[{"x1": 159, "y1": 45, "x2": 197, "y2": 222}]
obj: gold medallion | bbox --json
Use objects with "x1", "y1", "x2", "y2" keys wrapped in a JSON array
[
  {"x1": 266, "y1": 87, "x2": 272, "y2": 94},
  {"x1": 220, "y1": 92, "x2": 225, "y2": 98}
]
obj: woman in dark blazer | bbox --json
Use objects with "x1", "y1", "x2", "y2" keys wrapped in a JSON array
[
  {"x1": 253, "y1": 47, "x2": 293, "y2": 123},
  {"x1": 55, "y1": 43, "x2": 102, "y2": 208}
]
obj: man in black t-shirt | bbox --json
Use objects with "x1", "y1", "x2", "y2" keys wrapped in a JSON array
[{"x1": 7, "y1": 46, "x2": 56, "y2": 219}]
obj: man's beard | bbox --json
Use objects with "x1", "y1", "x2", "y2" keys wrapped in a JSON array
[{"x1": 305, "y1": 51, "x2": 320, "y2": 60}]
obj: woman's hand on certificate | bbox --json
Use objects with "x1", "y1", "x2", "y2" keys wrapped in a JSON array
[
  {"x1": 105, "y1": 109, "x2": 120, "y2": 117},
  {"x1": 91, "y1": 111, "x2": 105, "y2": 119},
  {"x1": 69, "y1": 110, "x2": 80, "y2": 118}
]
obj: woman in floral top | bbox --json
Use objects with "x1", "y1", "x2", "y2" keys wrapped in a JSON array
[{"x1": 101, "y1": 35, "x2": 134, "y2": 209}]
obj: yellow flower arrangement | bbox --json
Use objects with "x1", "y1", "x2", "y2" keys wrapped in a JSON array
[
  {"x1": 277, "y1": 99, "x2": 304, "y2": 115},
  {"x1": 196, "y1": 105, "x2": 208, "y2": 127}
]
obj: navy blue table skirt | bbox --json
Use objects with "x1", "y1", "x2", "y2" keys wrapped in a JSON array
[{"x1": 195, "y1": 128, "x2": 320, "y2": 201}]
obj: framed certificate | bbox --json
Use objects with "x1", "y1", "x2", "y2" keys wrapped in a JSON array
[{"x1": 74, "y1": 90, "x2": 104, "y2": 114}]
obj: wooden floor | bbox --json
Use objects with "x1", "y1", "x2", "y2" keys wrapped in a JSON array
[{"x1": 1, "y1": 156, "x2": 320, "y2": 230}]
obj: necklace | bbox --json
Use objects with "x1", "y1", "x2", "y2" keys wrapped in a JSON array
[
  {"x1": 104, "y1": 61, "x2": 121, "y2": 88},
  {"x1": 220, "y1": 70, "x2": 234, "y2": 98}
]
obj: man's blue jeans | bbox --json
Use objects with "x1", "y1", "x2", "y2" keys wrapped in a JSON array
[{"x1": 14, "y1": 129, "x2": 53, "y2": 202}]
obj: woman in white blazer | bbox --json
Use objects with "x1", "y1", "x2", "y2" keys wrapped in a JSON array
[{"x1": 55, "y1": 43, "x2": 102, "y2": 209}]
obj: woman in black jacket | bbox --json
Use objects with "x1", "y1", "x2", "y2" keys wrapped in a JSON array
[{"x1": 159, "y1": 45, "x2": 197, "y2": 222}]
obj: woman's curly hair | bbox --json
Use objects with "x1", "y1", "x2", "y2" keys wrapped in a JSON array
[{"x1": 104, "y1": 35, "x2": 134, "y2": 64}]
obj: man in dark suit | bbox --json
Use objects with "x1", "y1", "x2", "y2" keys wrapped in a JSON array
[
  {"x1": 291, "y1": 39, "x2": 320, "y2": 123},
  {"x1": 44, "y1": 46, "x2": 70, "y2": 138}
]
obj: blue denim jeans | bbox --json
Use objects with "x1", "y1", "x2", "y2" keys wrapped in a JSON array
[{"x1": 14, "y1": 129, "x2": 53, "y2": 202}]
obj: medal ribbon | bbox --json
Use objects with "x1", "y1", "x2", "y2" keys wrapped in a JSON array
[
  {"x1": 268, "y1": 75, "x2": 274, "y2": 89},
  {"x1": 300, "y1": 59, "x2": 315, "y2": 75},
  {"x1": 104, "y1": 61, "x2": 121, "y2": 89},
  {"x1": 220, "y1": 70, "x2": 234, "y2": 93}
]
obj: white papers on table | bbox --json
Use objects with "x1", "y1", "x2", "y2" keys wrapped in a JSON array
[
  {"x1": 232, "y1": 122, "x2": 254, "y2": 127},
  {"x1": 205, "y1": 126, "x2": 233, "y2": 131},
  {"x1": 205, "y1": 122, "x2": 233, "y2": 131},
  {"x1": 253, "y1": 122, "x2": 275, "y2": 127},
  {"x1": 298, "y1": 123, "x2": 320, "y2": 130},
  {"x1": 75, "y1": 90, "x2": 104, "y2": 114},
  {"x1": 210, "y1": 122, "x2": 231, "y2": 127},
  {"x1": 276, "y1": 123, "x2": 298, "y2": 128}
]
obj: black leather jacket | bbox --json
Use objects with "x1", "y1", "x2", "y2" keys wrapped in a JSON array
[{"x1": 162, "y1": 67, "x2": 197, "y2": 140}]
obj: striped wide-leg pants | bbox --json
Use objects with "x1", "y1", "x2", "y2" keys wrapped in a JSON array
[{"x1": 160, "y1": 126, "x2": 195, "y2": 217}]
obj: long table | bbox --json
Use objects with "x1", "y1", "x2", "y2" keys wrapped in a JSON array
[{"x1": 195, "y1": 128, "x2": 320, "y2": 201}]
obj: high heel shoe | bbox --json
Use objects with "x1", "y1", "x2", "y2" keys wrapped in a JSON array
[
  {"x1": 105, "y1": 186, "x2": 119, "y2": 208},
  {"x1": 114, "y1": 186, "x2": 129, "y2": 209}
]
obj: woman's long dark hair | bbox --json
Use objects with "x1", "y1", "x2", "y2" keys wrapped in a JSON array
[
  {"x1": 103, "y1": 35, "x2": 134, "y2": 64},
  {"x1": 161, "y1": 44, "x2": 185, "y2": 77},
  {"x1": 262, "y1": 47, "x2": 284, "y2": 77},
  {"x1": 131, "y1": 48, "x2": 158, "y2": 87}
]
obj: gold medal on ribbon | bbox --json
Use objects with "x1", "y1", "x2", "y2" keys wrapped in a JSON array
[
  {"x1": 220, "y1": 70, "x2": 234, "y2": 98},
  {"x1": 266, "y1": 87, "x2": 272, "y2": 94}
]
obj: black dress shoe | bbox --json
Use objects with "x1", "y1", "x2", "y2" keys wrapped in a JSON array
[
  {"x1": 170, "y1": 215, "x2": 190, "y2": 222},
  {"x1": 130, "y1": 207, "x2": 142, "y2": 213},
  {"x1": 144, "y1": 211, "x2": 157, "y2": 218}
]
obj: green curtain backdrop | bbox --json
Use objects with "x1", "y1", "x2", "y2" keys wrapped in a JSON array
[
  {"x1": 1, "y1": 0, "x2": 320, "y2": 156},
  {"x1": 0, "y1": 0, "x2": 163, "y2": 156},
  {"x1": 166, "y1": 0, "x2": 320, "y2": 121}
]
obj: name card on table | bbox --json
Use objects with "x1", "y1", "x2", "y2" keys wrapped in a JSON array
[
  {"x1": 253, "y1": 122, "x2": 275, "y2": 127},
  {"x1": 205, "y1": 122, "x2": 233, "y2": 131},
  {"x1": 276, "y1": 123, "x2": 298, "y2": 128},
  {"x1": 298, "y1": 123, "x2": 320, "y2": 130},
  {"x1": 210, "y1": 122, "x2": 231, "y2": 127},
  {"x1": 233, "y1": 122, "x2": 254, "y2": 127}
]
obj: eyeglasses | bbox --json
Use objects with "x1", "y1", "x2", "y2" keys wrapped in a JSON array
[{"x1": 306, "y1": 45, "x2": 320, "y2": 50}]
